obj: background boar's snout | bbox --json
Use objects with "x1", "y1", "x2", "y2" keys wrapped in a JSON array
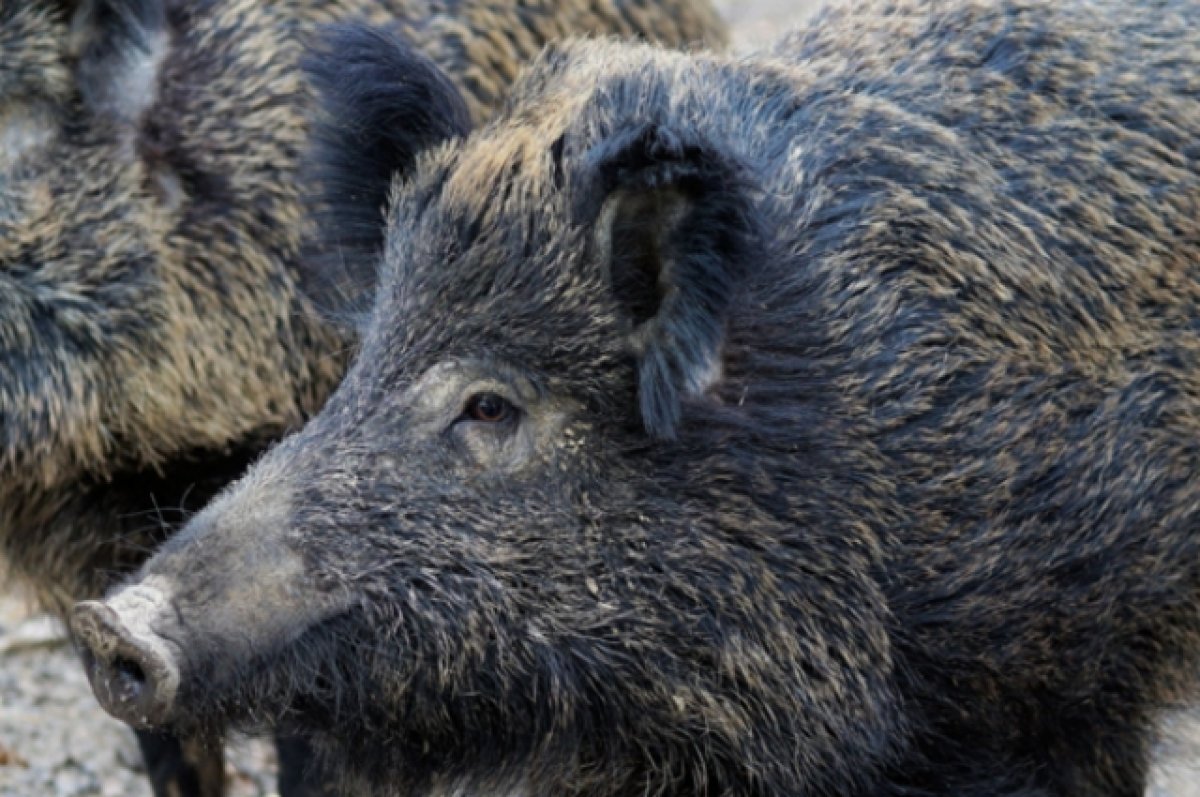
[{"x1": 72, "y1": 594, "x2": 181, "y2": 730}]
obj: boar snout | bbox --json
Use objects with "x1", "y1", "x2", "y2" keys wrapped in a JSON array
[{"x1": 73, "y1": 585, "x2": 181, "y2": 729}]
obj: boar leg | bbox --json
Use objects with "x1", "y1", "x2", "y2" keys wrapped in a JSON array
[
  {"x1": 276, "y1": 734, "x2": 338, "y2": 797},
  {"x1": 135, "y1": 730, "x2": 226, "y2": 797}
]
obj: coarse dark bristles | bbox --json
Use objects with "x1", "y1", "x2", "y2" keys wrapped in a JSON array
[
  {"x1": 5, "y1": 0, "x2": 728, "y2": 794},
  {"x1": 299, "y1": 23, "x2": 472, "y2": 333},
  {"x1": 82, "y1": 0, "x2": 1200, "y2": 795}
]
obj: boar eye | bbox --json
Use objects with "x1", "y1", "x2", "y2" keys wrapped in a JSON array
[{"x1": 460, "y1": 392, "x2": 516, "y2": 424}]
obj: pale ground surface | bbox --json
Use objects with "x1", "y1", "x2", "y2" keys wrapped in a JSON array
[{"x1": 1, "y1": 2, "x2": 1197, "y2": 795}]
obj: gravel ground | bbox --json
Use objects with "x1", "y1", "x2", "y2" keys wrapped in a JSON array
[{"x1": 2, "y1": 2, "x2": 1198, "y2": 795}]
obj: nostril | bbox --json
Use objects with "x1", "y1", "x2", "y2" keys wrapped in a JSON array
[{"x1": 114, "y1": 655, "x2": 147, "y2": 689}]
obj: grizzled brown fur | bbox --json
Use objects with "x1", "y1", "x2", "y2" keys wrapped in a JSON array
[
  {"x1": 74, "y1": 0, "x2": 1200, "y2": 795},
  {"x1": 0, "y1": 0, "x2": 726, "y2": 617},
  {"x1": 1, "y1": 0, "x2": 725, "y2": 794}
]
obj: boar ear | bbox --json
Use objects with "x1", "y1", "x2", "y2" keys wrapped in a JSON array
[
  {"x1": 71, "y1": 0, "x2": 166, "y2": 123},
  {"x1": 300, "y1": 23, "x2": 472, "y2": 325},
  {"x1": 579, "y1": 123, "x2": 759, "y2": 439}
]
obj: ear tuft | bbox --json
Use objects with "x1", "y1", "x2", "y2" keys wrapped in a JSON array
[
  {"x1": 72, "y1": 0, "x2": 167, "y2": 123},
  {"x1": 582, "y1": 123, "x2": 758, "y2": 440},
  {"x1": 299, "y1": 22, "x2": 472, "y2": 326}
]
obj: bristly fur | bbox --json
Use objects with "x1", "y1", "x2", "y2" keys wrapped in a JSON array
[
  {"x1": 72, "y1": 0, "x2": 168, "y2": 122},
  {"x1": 1, "y1": 0, "x2": 727, "y2": 794},
  {"x1": 576, "y1": 122, "x2": 762, "y2": 438},
  {"x1": 90, "y1": 0, "x2": 1200, "y2": 796},
  {"x1": 300, "y1": 23, "x2": 472, "y2": 330}
]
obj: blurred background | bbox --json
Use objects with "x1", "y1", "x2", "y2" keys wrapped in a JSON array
[{"x1": 1, "y1": 2, "x2": 1197, "y2": 795}]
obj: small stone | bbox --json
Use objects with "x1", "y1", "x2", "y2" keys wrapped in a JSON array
[
  {"x1": 0, "y1": 616, "x2": 69, "y2": 655},
  {"x1": 52, "y1": 764, "x2": 101, "y2": 797},
  {"x1": 0, "y1": 741, "x2": 28, "y2": 768}
]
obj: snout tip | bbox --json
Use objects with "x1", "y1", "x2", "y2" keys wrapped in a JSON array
[{"x1": 72, "y1": 599, "x2": 180, "y2": 729}]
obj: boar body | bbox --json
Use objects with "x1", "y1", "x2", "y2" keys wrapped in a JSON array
[{"x1": 76, "y1": 1, "x2": 1200, "y2": 796}]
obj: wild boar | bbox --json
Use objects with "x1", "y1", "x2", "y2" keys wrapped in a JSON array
[
  {"x1": 74, "y1": 1, "x2": 1200, "y2": 795},
  {"x1": 2, "y1": 0, "x2": 726, "y2": 794}
]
